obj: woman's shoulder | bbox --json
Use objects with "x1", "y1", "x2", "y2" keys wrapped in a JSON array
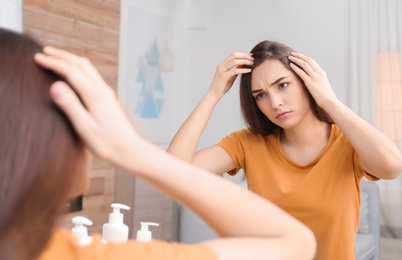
[
  {"x1": 39, "y1": 229, "x2": 216, "y2": 260},
  {"x1": 219, "y1": 128, "x2": 277, "y2": 151},
  {"x1": 328, "y1": 124, "x2": 354, "y2": 148},
  {"x1": 38, "y1": 229, "x2": 78, "y2": 260},
  {"x1": 226, "y1": 128, "x2": 276, "y2": 141},
  {"x1": 330, "y1": 124, "x2": 348, "y2": 141},
  {"x1": 230, "y1": 128, "x2": 254, "y2": 138}
]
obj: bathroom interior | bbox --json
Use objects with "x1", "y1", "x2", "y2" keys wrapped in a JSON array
[{"x1": 3, "y1": 0, "x2": 402, "y2": 259}]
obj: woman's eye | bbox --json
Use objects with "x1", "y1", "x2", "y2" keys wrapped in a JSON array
[
  {"x1": 255, "y1": 93, "x2": 266, "y2": 100},
  {"x1": 279, "y1": 83, "x2": 289, "y2": 89}
]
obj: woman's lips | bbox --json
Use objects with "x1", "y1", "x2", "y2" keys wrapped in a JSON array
[{"x1": 276, "y1": 111, "x2": 291, "y2": 119}]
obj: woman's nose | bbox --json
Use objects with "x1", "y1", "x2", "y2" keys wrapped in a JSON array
[{"x1": 269, "y1": 94, "x2": 283, "y2": 109}]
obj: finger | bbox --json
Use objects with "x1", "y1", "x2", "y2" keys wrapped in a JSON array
[
  {"x1": 34, "y1": 52, "x2": 98, "y2": 93},
  {"x1": 43, "y1": 47, "x2": 102, "y2": 75},
  {"x1": 225, "y1": 52, "x2": 254, "y2": 61},
  {"x1": 35, "y1": 49, "x2": 105, "y2": 89},
  {"x1": 40, "y1": 47, "x2": 95, "y2": 81},
  {"x1": 34, "y1": 51, "x2": 111, "y2": 115},
  {"x1": 50, "y1": 81, "x2": 98, "y2": 148},
  {"x1": 289, "y1": 62, "x2": 309, "y2": 83},
  {"x1": 42, "y1": 46, "x2": 82, "y2": 63},
  {"x1": 223, "y1": 59, "x2": 254, "y2": 72},
  {"x1": 226, "y1": 59, "x2": 254, "y2": 70},
  {"x1": 229, "y1": 67, "x2": 252, "y2": 75},
  {"x1": 221, "y1": 53, "x2": 254, "y2": 68},
  {"x1": 289, "y1": 52, "x2": 324, "y2": 75},
  {"x1": 288, "y1": 56, "x2": 315, "y2": 78},
  {"x1": 38, "y1": 46, "x2": 110, "y2": 92},
  {"x1": 35, "y1": 52, "x2": 96, "y2": 110}
]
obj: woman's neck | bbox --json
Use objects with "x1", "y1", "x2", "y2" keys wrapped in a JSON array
[
  {"x1": 281, "y1": 117, "x2": 331, "y2": 148},
  {"x1": 280, "y1": 117, "x2": 331, "y2": 166}
]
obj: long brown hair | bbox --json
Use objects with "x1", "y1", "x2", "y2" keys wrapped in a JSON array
[
  {"x1": 240, "y1": 40, "x2": 332, "y2": 136},
  {"x1": 0, "y1": 28, "x2": 88, "y2": 259}
]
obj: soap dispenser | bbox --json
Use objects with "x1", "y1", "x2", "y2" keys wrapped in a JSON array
[
  {"x1": 102, "y1": 203, "x2": 131, "y2": 243},
  {"x1": 72, "y1": 216, "x2": 93, "y2": 246},
  {"x1": 136, "y1": 222, "x2": 159, "y2": 242}
]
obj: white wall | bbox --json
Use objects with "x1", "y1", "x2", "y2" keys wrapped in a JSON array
[
  {"x1": 0, "y1": 0, "x2": 23, "y2": 32},
  {"x1": 170, "y1": 0, "x2": 346, "y2": 150}
]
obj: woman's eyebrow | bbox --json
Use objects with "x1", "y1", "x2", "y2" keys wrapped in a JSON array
[
  {"x1": 252, "y1": 89, "x2": 262, "y2": 94},
  {"x1": 269, "y1": 76, "x2": 289, "y2": 86},
  {"x1": 252, "y1": 76, "x2": 289, "y2": 93}
]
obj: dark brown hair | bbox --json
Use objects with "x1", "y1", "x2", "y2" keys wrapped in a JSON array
[
  {"x1": 0, "y1": 28, "x2": 87, "y2": 259},
  {"x1": 239, "y1": 40, "x2": 332, "y2": 135}
]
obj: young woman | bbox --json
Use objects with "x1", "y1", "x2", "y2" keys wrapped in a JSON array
[
  {"x1": 0, "y1": 28, "x2": 316, "y2": 260},
  {"x1": 167, "y1": 40, "x2": 402, "y2": 259}
]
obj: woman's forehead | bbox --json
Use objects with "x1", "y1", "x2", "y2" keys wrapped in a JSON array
[{"x1": 251, "y1": 60, "x2": 293, "y2": 87}]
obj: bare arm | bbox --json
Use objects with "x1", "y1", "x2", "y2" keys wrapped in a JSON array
[
  {"x1": 289, "y1": 52, "x2": 402, "y2": 179},
  {"x1": 35, "y1": 47, "x2": 316, "y2": 260},
  {"x1": 167, "y1": 53, "x2": 253, "y2": 172}
]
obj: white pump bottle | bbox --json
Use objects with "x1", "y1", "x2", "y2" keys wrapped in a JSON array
[
  {"x1": 136, "y1": 222, "x2": 159, "y2": 242},
  {"x1": 72, "y1": 216, "x2": 93, "y2": 246},
  {"x1": 102, "y1": 203, "x2": 131, "y2": 243}
]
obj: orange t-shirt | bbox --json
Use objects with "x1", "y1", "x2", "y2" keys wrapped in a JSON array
[
  {"x1": 39, "y1": 229, "x2": 216, "y2": 260},
  {"x1": 218, "y1": 124, "x2": 378, "y2": 260}
]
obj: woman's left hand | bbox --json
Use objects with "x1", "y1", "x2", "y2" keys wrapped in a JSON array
[
  {"x1": 34, "y1": 47, "x2": 141, "y2": 167},
  {"x1": 288, "y1": 52, "x2": 337, "y2": 107}
]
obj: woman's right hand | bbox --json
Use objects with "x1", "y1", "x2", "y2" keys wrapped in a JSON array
[
  {"x1": 208, "y1": 53, "x2": 254, "y2": 98},
  {"x1": 167, "y1": 52, "x2": 253, "y2": 166}
]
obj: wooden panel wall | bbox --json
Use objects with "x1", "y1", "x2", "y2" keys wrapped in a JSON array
[{"x1": 23, "y1": 0, "x2": 120, "y2": 234}]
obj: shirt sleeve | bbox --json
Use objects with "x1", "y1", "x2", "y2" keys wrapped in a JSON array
[
  {"x1": 353, "y1": 150, "x2": 380, "y2": 181},
  {"x1": 216, "y1": 130, "x2": 248, "y2": 176},
  {"x1": 40, "y1": 229, "x2": 216, "y2": 260}
]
